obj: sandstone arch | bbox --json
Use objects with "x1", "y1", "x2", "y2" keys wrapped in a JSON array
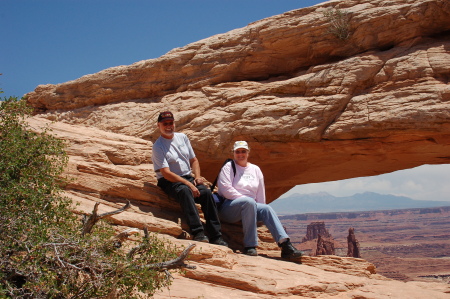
[{"x1": 26, "y1": 0, "x2": 450, "y2": 206}]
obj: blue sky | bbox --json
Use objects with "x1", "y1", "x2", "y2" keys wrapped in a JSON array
[
  {"x1": 2, "y1": 0, "x2": 450, "y2": 203},
  {"x1": 282, "y1": 164, "x2": 450, "y2": 203},
  {"x1": 1, "y1": 0, "x2": 323, "y2": 98}
]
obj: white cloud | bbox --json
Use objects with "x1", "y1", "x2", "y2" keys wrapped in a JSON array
[{"x1": 281, "y1": 164, "x2": 450, "y2": 202}]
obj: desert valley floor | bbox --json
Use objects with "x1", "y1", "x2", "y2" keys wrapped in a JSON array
[{"x1": 279, "y1": 206, "x2": 450, "y2": 284}]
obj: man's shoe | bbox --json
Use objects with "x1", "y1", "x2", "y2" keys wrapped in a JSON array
[
  {"x1": 193, "y1": 231, "x2": 209, "y2": 243},
  {"x1": 244, "y1": 247, "x2": 258, "y2": 256},
  {"x1": 280, "y1": 240, "x2": 303, "y2": 260},
  {"x1": 210, "y1": 236, "x2": 228, "y2": 247}
]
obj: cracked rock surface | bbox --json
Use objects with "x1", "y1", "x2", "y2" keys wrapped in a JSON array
[{"x1": 24, "y1": 0, "x2": 450, "y2": 297}]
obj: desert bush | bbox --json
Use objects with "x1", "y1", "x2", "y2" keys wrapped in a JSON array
[
  {"x1": 323, "y1": 8, "x2": 351, "y2": 40},
  {"x1": 0, "y1": 94, "x2": 177, "y2": 298}
]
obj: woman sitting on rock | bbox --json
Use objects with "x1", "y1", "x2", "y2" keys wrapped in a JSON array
[{"x1": 217, "y1": 141, "x2": 302, "y2": 259}]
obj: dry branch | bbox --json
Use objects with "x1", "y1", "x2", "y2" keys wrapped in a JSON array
[
  {"x1": 127, "y1": 226, "x2": 150, "y2": 259},
  {"x1": 145, "y1": 243, "x2": 197, "y2": 271},
  {"x1": 81, "y1": 203, "x2": 195, "y2": 282},
  {"x1": 114, "y1": 228, "x2": 140, "y2": 248},
  {"x1": 82, "y1": 200, "x2": 131, "y2": 235}
]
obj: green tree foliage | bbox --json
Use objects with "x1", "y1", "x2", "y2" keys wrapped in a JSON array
[{"x1": 0, "y1": 94, "x2": 178, "y2": 298}]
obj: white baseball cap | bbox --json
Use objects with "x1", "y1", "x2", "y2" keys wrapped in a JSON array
[{"x1": 233, "y1": 141, "x2": 249, "y2": 151}]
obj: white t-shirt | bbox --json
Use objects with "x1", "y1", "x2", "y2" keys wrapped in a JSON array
[
  {"x1": 152, "y1": 132, "x2": 195, "y2": 180},
  {"x1": 217, "y1": 161, "x2": 266, "y2": 204}
]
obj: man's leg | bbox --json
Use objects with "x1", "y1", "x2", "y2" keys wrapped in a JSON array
[
  {"x1": 195, "y1": 184, "x2": 222, "y2": 240},
  {"x1": 157, "y1": 178, "x2": 204, "y2": 237}
]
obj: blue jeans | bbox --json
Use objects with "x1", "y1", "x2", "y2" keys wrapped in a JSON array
[{"x1": 219, "y1": 196, "x2": 288, "y2": 247}]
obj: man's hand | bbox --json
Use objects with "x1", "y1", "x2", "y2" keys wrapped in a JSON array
[
  {"x1": 194, "y1": 177, "x2": 204, "y2": 185},
  {"x1": 189, "y1": 183, "x2": 201, "y2": 198},
  {"x1": 160, "y1": 167, "x2": 201, "y2": 197}
]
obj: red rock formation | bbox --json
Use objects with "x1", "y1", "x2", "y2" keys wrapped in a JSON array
[
  {"x1": 302, "y1": 221, "x2": 331, "y2": 242},
  {"x1": 313, "y1": 234, "x2": 336, "y2": 256},
  {"x1": 347, "y1": 227, "x2": 361, "y2": 258},
  {"x1": 25, "y1": 0, "x2": 450, "y2": 203},
  {"x1": 21, "y1": 0, "x2": 450, "y2": 297}
]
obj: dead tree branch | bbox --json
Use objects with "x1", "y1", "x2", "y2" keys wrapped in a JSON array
[
  {"x1": 81, "y1": 203, "x2": 194, "y2": 282},
  {"x1": 114, "y1": 228, "x2": 140, "y2": 248},
  {"x1": 82, "y1": 201, "x2": 131, "y2": 236},
  {"x1": 145, "y1": 243, "x2": 197, "y2": 271},
  {"x1": 127, "y1": 226, "x2": 150, "y2": 259}
]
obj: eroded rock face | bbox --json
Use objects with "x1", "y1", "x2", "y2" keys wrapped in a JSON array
[
  {"x1": 26, "y1": 0, "x2": 450, "y2": 202},
  {"x1": 302, "y1": 221, "x2": 332, "y2": 242},
  {"x1": 24, "y1": 0, "x2": 450, "y2": 297},
  {"x1": 348, "y1": 227, "x2": 362, "y2": 258},
  {"x1": 313, "y1": 234, "x2": 336, "y2": 256}
]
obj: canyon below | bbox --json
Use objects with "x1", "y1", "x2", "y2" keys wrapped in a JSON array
[{"x1": 280, "y1": 205, "x2": 450, "y2": 284}]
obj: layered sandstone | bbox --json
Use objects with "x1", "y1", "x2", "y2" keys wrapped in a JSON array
[
  {"x1": 26, "y1": 0, "x2": 450, "y2": 202},
  {"x1": 24, "y1": 0, "x2": 450, "y2": 297}
]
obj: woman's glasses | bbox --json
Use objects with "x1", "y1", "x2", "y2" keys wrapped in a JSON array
[{"x1": 234, "y1": 150, "x2": 248, "y2": 154}]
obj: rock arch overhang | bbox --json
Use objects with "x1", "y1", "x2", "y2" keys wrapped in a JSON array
[{"x1": 26, "y1": 0, "x2": 450, "y2": 203}]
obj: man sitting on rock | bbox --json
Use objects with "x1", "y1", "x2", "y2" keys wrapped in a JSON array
[{"x1": 152, "y1": 111, "x2": 228, "y2": 247}]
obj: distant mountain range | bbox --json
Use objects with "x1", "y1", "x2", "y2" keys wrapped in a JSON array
[{"x1": 270, "y1": 191, "x2": 450, "y2": 215}]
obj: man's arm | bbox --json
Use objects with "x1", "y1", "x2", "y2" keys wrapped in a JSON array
[
  {"x1": 190, "y1": 157, "x2": 205, "y2": 186},
  {"x1": 159, "y1": 167, "x2": 201, "y2": 198}
]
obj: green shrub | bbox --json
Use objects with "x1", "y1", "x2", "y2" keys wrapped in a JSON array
[
  {"x1": 323, "y1": 8, "x2": 351, "y2": 40},
  {"x1": 0, "y1": 94, "x2": 177, "y2": 298}
]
